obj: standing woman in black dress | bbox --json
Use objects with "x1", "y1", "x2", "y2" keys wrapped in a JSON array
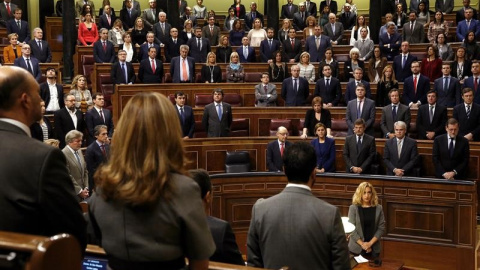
[
  {"x1": 216, "y1": 35, "x2": 232, "y2": 64},
  {"x1": 301, "y1": 97, "x2": 332, "y2": 139},
  {"x1": 268, "y1": 50, "x2": 288, "y2": 83},
  {"x1": 201, "y1": 52, "x2": 222, "y2": 83},
  {"x1": 376, "y1": 65, "x2": 398, "y2": 107}
]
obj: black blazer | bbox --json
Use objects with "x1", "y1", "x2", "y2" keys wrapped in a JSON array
[
  {"x1": 6, "y1": 19, "x2": 30, "y2": 42},
  {"x1": 282, "y1": 38, "x2": 302, "y2": 62},
  {"x1": 138, "y1": 58, "x2": 164, "y2": 83},
  {"x1": 208, "y1": 216, "x2": 244, "y2": 265},
  {"x1": 450, "y1": 60, "x2": 472, "y2": 81},
  {"x1": 30, "y1": 116, "x2": 53, "y2": 141},
  {"x1": 314, "y1": 77, "x2": 342, "y2": 106},
  {"x1": 85, "y1": 141, "x2": 110, "y2": 194},
  {"x1": 164, "y1": 37, "x2": 185, "y2": 62},
  {"x1": 453, "y1": 103, "x2": 480, "y2": 141},
  {"x1": 40, "y1": 82, "x2": 64, "y2": 110},
  {"x1": 280, "y1": 4, "x2": 298, "y2": 19},
  {"x1": 216, "y1": 46, "x2": 232, "y2": 64},
  {"x1": 98, "y1": 13, "x2": 116, "y2": 30},
  {"x1": 111, "y1": 61, "x2": 136, "y2": 85},
  {"x1": 319, "y1": 60, "x2": 339, "y2": 79},
  {"x1": 28, "y1": 40, "x2": 52, "y2": 63},
  {"x1": 53, "y1": 108, "x2": 85, "y2": 148},
  {"x1": 176, "y1": 105, "x2": 195, "y2": 138},
  {"x1": 432, "y1": 134, "x2": 469, "y2": 179},
  {"x1": 230, "y1": 4, "x2": 246, "y2": 19},
  {"x1": 93, "y1": 40, "x2": 115, "y2": 63},
  {"x1": 85, "y1": 107, "x2": 114, "y2": 144},
  {"x1": 266, "y1": 140, "x2": 292, "y2": 171},
  {"x1": 342, "y1": 134, "x2": 376, "y2": 174},
  {"x1": 344, "y1": 59, "x2": 365, "y2": 82},
  {"x1": 119, "y1": 8, "x2": 140, "y2": 30},
  {"x1": 260, "y1": 39, "x2": 281, "y2": 63},
  {"x1": 201, "y1": 65, "x2": 222, "y2": 83},
  {"x1": 186, "y1": 37, "x2": 210, "y2": 63},
  {"x1": 118, "y1": 43, "x2": 138, "y2": 63},
  {"x1": 383, "y1": 136, "x2": 419, "y2": 176},
  {"x1": 416, "y1": 103, "x2": 447, "y2": 140},
  {"x1": 304, "y1": 109, "x2": 332, "y2": 137}
]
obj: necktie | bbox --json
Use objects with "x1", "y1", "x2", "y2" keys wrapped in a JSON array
[
  {"x1": 17, "y1": 20, "x2": 20, "y2": 29},
  {"x1": 197, "y1": 38, "x2": 202, "y2": 50},
  {"x1": 467, "y1": 20, "x2": 470, "y2": 28},
  {"x1": 269, "y1": 39, "x2": 272, "y2": 49},
  {"x1": 103, "y1": 41, "x2": 106, "y2": 51},
  {"x1": 467, "y1": 105, "x2": 471, "y2": 118},
  {"x1": 74, "y1": 151, "x2": 82, "y2": 168},
  {"x1": 25, "y1": 58, "x2": 33, "y2": 74},
  {"x1": 410, "y1": 22, "x2": 413, "y2": 32},
  {"x1": 291, "y1": 39, "x2": 295, "y2": 49},
  {"x1": 161, "y1": 23, "x2": 165, "y2": 33},
  {"x1": 316, "y1": 37, "x2": 320, "y2": 49},
  {"x1": 6, "y1": 3, "x2": 10, "y2": 16},
  {"x1": 100, "y1": 145, "x2": 106, "y2": 156},
  {"x1": 217, "y1": 104, "x2": 222, "y2": 120},
  {"x1": 264, "y1": 85, "x2": 268, "y2": 93},
  {"x1": 475, "y1": 77, "x2": 478, "y2": 91},
  {"x1": 325, "y1": 78, "x2": 330, "y2": 90},
  {"x1": 301, "y1": 12, "x2": 304, "y2": 20},
  {"x1": 392, "y1": 105, "x2": 397, "y2": 120},
  {"x1": 128, "y1": 9, "x2": 132, "y2": 18},
  {"x1": 107, "y1": 15, "x2": 111, "y2": 25},
  {"x1": 151, "y1": 59, "x2": 155, "y2": 73},
  {"x1": 449, "y1": 137, "x2": 454, "y2": 157},
  {"x1": 443, "y1": 77, "x2": 449, "y2": 92},
  {"x1": 99, "y1": 109, "x2": 105, "y2": 123},
  {"x1": 182, "y1": 58, "x2": 188, "y2": 81},
  {"x1": 429, "y1": 105, "x2": 434, "y2": 123},
  {"x1": 413, "y1": 76, "x2": 417, "y2": 94},
  {"x1": 280, "y1": 143, "x2": 285, "y2": 156},
  {"x1": 357, "y1": 100, "x2": 362, "y2": 118},
  {"x1": 347, "y1": 12, "x2": 349, "y2": 19},
  {"x1": 356, "y1": 136, "x2": 362, "y2": 153},
  {"x1": 38, "y1": 41, "x2": 42, "y2": 50},
  {"x1": 180, "y1": 107, "x2": 185, "y2": 123},
  {"x1": 210, "y1": 26, "x2": 213, "y2": 35},
  {"x1": 397, "y1": 139, "x2": 402, "y2": 158},
  {"x1": 402, "y1": 55, "x2": 406, "y2": 69},
  {"x1": 332, "y1": 24, "x2": 335, "y2": 33},
  {"x1": 252, "y1": 12, "x2": 256, "y2": 19},
  {"x1": 244, "y1": 46, "x2": 248, "y2": 59},
  {"x1": 293, "y1": 78, "x2": 298, "y2": 92},
  {"x1": 121, "y1": 63, "x2": 127, "y2": 84}
]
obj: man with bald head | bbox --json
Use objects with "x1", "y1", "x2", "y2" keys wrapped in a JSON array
[
  {"x1": 0, "y1": 66, "x2": 86, "y2": 250},
  {"x1": 266, "y1": 126, "x2": 292, "y2": 172}
]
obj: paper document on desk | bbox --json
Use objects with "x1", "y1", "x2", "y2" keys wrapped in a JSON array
[{"x1": 354, "y1": 255, "x2": 369, "y2": 263}]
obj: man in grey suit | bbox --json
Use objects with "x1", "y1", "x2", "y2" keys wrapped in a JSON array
[
  {"x1": 324, "y1": 13, "x2": 344, "y2": 45},
  {"x1": 142, "y1": 0, "x2": 157, "y2": 30},
  {"x1": 247, "y1": 142, "x2": 350, "y2": 269},
  {"x1": 383, "y1": 121, "x2": 419, "y2": 176},
  {"x1": 380, "y1": 89, "x2": 411, "y2": 138},
  {"x1": 170, "y1": 45, "x2": 195, "y2": 83},
  {"x1": 402, "y1": 12, "x2": 425, "y2": 44},
  {"x1": 343, "y1": 118, "x2": 377, "y2": 174},
  {"x1": 0, "y1": 66, "x2": 87, "y2": 251},
  {"x1": 202, "y1": 16, "x2": 221, "y2": 46},
  {"x1": 62, "y1": 130, "x2": 89, "y2": 202},
  {"x1": 0, "y1": 0, "x2": 16, "y2": 27},
  {"x1": 346, "y1": 84, "x2": 376, "y2": 136},
  {"x1": 255, "y1": 73, "x2": 277, "y2": 107},
  {"x1": 202, "y1": 89, "x2": 233, "y2": 137}
]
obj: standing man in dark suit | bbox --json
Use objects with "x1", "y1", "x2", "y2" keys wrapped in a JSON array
[
  {"x1": 98, "y1": 4, "x2": 116, "y2": 30},
  {"x1": 281, "y1": 0, "x2": 298, "y2": 19},
  {"x1": 202, "y1": 89, "x2": 232, "y2": 137},
  {"x1": 282, "y1": 28, "x2": 302, "y2": 62},
  {"x1": 187, "y1": 27, "x2": 210, "y2": 63},
  {"x1": 190, "y1": 169, "x2": 244, "y2": 265},
  {"x1": 119, "y1": 0, "x2": 140, "y2": 31},
  {"x1": 244, "y1": 2, "x2": 263, "y2": 31},
  {"x1": 122, "y1": 0, "x2": 140, "y2": 12},
  {"x1": 435, "y1": 0, "x2": 454, "y2": 14},
  {"x1": 304, "y1": 0, "x2": 317, "y2": 17},
  {"x1": 379, "y1": 22, "x2": 401, "y2": 61},
  {"x1": 281, "y1": 65, "x2": 310, "y2": 106},
  {"x1": 142, "y1": 0, "x2": 157, "y2": 30},
  {"x1": 170, "y1": 45, "x2": 195, "y2": 83},
  {"x1": 383, "y1": 121, "x2": 419, "y2": 176},
  {"x1": 6, "y1": 8, "x2": 29, "y2": 43},
  {"x1": 343, "y1": 118, "x2": 377, "y2": 174},
  {"x1": 40, "y1": 67, "x2": 64, "y2": 114},
  {"x1": 237, "y1": 36, "x2": 256, "y2": 63},
  {"x1": 180, "y1": 7, "x2": 197, "y2": 28},
  {"x1": 54, "y1": 94, "x2": 85, "y2": 148},
  {"x1": 402, "y1": 61, "x2": 430, "y2": 109},
  {"x1": 248, "y1": 142, "x2": 350, "y2": 269},
  {"x1": 164, "y1": 28, "x2": 185, "y2": 63},
  {"x1": 85, "y1": 125, "x2": 110, "y2": 195},
  {"x1": 433, "y1": 118, "x2": 470, "y2": 180},
  {"x1": 266, "y1": 126, "x2": 292, "y2": 172},
  {"x1": 153, "y1": 11, "x2": 172, "y2": 46},
  {"x1": 138, "y1": 32, "x2": 160, "y2": 61},
  {"x1": 339, "y1": 4, "x2": 356, "y2": 30},
  {"x1": 13, "y1": 44, "x2": 41, "y2": 82},
  {"x1": 380, "y1": 89, "x2": 411, "y2": 138},
  {"x1": 346, "y1": 84, "x2": 376, "y2": 136},
  {"x1": 202, "y1": 16, "x2": 221, "y2": 46},
  {"x1": 85, "y1": 93, "x2": 114, "y2": 144},
  {"x1": 174, "y1": 91, "x2": 195, "y2": 138},
  {"x1": 402, "y1": 12, "x2": 426, "y2": 44},
  {"x1": 292, "y1": 3, "x2": 309, "y2": 31},
  {"x1": 260, "y1": 28, "x2": 280, "y2": 63},
  {"x1": 416, "y1": 90, "x2": 448, "y2": 140},
  {"x1": 305, "y1": 25, "x2": 331, "y2": 63},
  {"x1": 393, "y1": 41, "x2": 417, "y2": 82},
  {"x1": 320, "y1": 0, "x2": 338, "y2": 15},
  {"x1": 0, "y1": 66, "x2": 86, "y2": 250},
  {"x1": 111, "y1": 50, "x2": 136, "y2": 86},
  {"x1": 324, "y1": 13, "x2": 344, "y2": 45},
  {"x1": 433, "y1": 63, "x2": 461, "y2": 108},
  {"x1": 28, "y1": 28, "x2": 52, "y2": 63},
  {"x1": 138, "y1": 47, "x2": 164, "y2": 83},
  {"x1": 453, "y1": 88, "x2": 480, "y2": 141},
  {"x1": 461, "y1": 61, "x2": 480, "y2": 105},
  {"x1": 93, "y1": 28, "x2": 116, "y2": 63},
  {"x1": 0, "y1": 0, "x2": 17, "y2": 27},
  {"x1": 62, "y1": 130, "x2": 89, "y2": 202},
  {"x1": 345, "y1": 68, "x2": 371, "y2": 102},
  {"x1": 178, "y1": 0, "x2": 187, "y2": 17},
  {"x1": 314, "y1": 64, "x2": 341, "y2": 107}
]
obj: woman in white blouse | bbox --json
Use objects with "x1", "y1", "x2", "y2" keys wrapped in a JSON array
[
  {"x1": 193, "y1": 0, "x2": 207, "y2": 19},
  {"x1": 350, "y1": 15, "x2": 370, "y2": 45},
  {"x1": 297, "y1": 52, "x2": 316, "y2": 83},
  {"x1": 108, "y1": 19, "x2": 125, "y2": 46},
  {"x1": 247, "y1": 18, "x2": 267, "y2": 47},
  {"x1": 119, "y1": 32, "x2": 137, "y2": 62},
  {"x1": 341, "y1": 0, "x2": 357, "y2": 15}
]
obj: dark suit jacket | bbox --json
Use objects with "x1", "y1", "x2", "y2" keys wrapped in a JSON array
[
  {"x1": 340, "y1": 12, "x2": 356, "y2": 30},
  {"x1": 451, "y1": 61, "x2": 472, "y2": 81},
  {"x1": 402, "y1": 74, "x2": 430, "y2": 105},
  {"x1": 379, "y1": 32, "x2": 401, "y2": 61},
  {"x1": 402, "y1": 21, "x2": 426, "y2": 43},
  {"x1": 456, "y1": 7, "x2": 478, "y2": 24},
  {"x1": 201, "y1": 65, "x2": 222, "y2": 83},
  {"x1": 380, "y1": 103, "x2": 411, "y2": 136},
  {"x1": 54, "y1": 108, "x2": 85, "y2": 148},
  {"x1": 207, "y1": 216, "x2": 244, "y2": 266},
  {"x1": 119, "y1": 8, "x2": 140, "y2": 30},
  {"x1": 260, "y1": 39, "x2": 281, "y2": 63},
  {"x1": 244, "y1": 11, "x2": 264, "y2": 31},
  {"x1": 85, "y1": 107, "x2": 114, "y2": 142},
  {"x1": 85, "y1": 141, "x2": 109, "y2": 195},
  {"x1": 344, "y1": 59, "x2": 365, "y2": 82},
  {"x1": 40, "y1": 82, "x2": 64, "y2": 110},
  {"x1": 433, "y1": 76, "x2": 461, "y2": 108},
  {"x1": 416, "y1": 103, "x2": 447, "y2": 139},
  {"x1": 320, "y1": 1, "x2": 338, "y2": 15},
  {"x1": 236, "y1": 46, "x2": 256, "y2": 63},
  {"x1": 292, "y1": 11, "x2": 309, "y2": 31},
  {"x1": 6, "y1": 19, "x2": 30, "y2": 42},
  {"x1": 28, "y1": 40, "x2": 52, "y2": 63},
  {"x1": 230, "y1": 4, "x2": 246, "y2": 19},
  {"x1": 323, "y1": 22, "x2": 344, "y2": 44},
  {"x1": 383, "y1": 136, "x2": 419, "y2": 176},
  {"x1": 281, "y1": 77, "x2": 309, "y2": 106},
  {"x1": 175, "y1": 105, "x2": 195, "y2": 138},
  {"x1": 453, "y1": 103, "x2": 480, "y2": 141},
  {"x1": 0, "y1": 121, "x2": 86, "y2": 250},
  {"x1": 305, "y1": 1, "x2": 317, "y2": 17},
  {"x1": 282, "y1": 38, "x2": 302, "y2": 62},
  {"x1": 30, "y1": 116, "x2": 53, "y2": 142},
  {"x1": 170, "y1": 56, "x2": 195, "y2": 83},
  {"x1": 13, "y1": 57, "x2": 41, "y2": 82},
  {"x1": 0, "y1": 2, "x2": 16, "y2": 26},
  {"x1": 111, "y1": 61, "x2": 136, "y2": 85},
  {"x1": 93, "y1": 40, "x2": 116, "y2": 63},
  {"x1": 187, "y1": 37, "x2": 210, "y2": 63},
  {"x1": 138, "y1": 43, "x2": 160, "y2": 61},
  {"x1": 266, "y1": 140, "x2": 292, "y2": 171},
  {"x1": 202, "y1": 102, "x2": 233, "y2": 137},
  {"x1": 304, "y1": 35, "x2": 331, "y2": 63},
  {"x1": 153, "y1": 21, "x2": 172, "y2": 45},
  {"x1": 314, "y1": 77, "x2": 341, "y2": 106},
  {"x1": 138, "y1": 57, "x2": 164, "y2": 83},
  {"x1": 432, "y1": 134, "x2": 469, "y2": 179},
  {"x1": 343, "y1": 133, "x2": 376, "y2": 173},
  {"x1": 463, "y1": 76, "x2": 480, "y2": 105},
  {"x1": 345, "y1": 80, "x2": 371, "y2": 102},
  {"x1": 281, "y1": 4, "x2": 298, "y2": 19},
  {"x1": 98, "y1": 13, "x2": 116, "y2": 30},
  {"x1": 346, "y1": 98, "x2": 376, "y2": 136},
  {"x1": 435, "y1": 0, "x2": 454, "y2": 13},
  {"x1": 456, "y1": 19, "x2": 480, "y2": 42},
  {"x1": 393, "y1": 54, "x2": 418, "y2": 82},
  {"x1": 164, "y1": 37, "x2": 185, "y2": 62}
]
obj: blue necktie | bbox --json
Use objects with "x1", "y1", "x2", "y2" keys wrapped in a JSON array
[
  {"x1": 217, "y1": 104, "x2": 222, "y2": 120},
  {"x1": 121, "y1": 63, "x2": 127, "y2": 84},
  {"x1": 293, "y1": 78, "x2": 298, "y2": 92},
  {"x1": 392, "y1": 105, "x2": 397, "y2": 120},
  {"x1": 443, "y1": 77, "x2": 449, "y2": 92}
]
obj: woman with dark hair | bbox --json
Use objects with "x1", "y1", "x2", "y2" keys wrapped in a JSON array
[
  {"x1": 217, "y1": 35, "x2": 232, "y2": 64},
  {"x1": 229, "y1": 19, "x2": 245, "y2": 46},
  {"x1": 30, "y1": 101, "x2": 53, "y2": 142},
  {"x1": 421, "y1": 45, "x2": 443, "y2": 82},
  {"x1": 376, "y1": 65, "x2": 399, "y2": 107},
  {"x1": 310, "y1": 122, "x2": 335, "y2": 173},
  {"x1": 201, "y1": 52, "x2": 222, "y2": 83},
  {"x1": 302, "y1": 96, "x2": 332, "y2": 138},
  {"x1": 319, "y1": 48, "x2": 339, "y2": 79},
  {"x1": 367, "y1": 46, "x2": 388, "y2": 83},
  {"x1": 268, "y1": 50, "x2": 288, "y2": 83},
  {"x1": 77, "y1": 12, "x2": 98, "y2": 46},
  {"x1": 230, "y1": 0, "x2": 246, "y2": 19},
  {"x1": 435, "y1": 33, "x2": 454, "y2": 61},
  {"x1": 463, "y1": 30, "x2": 480, "y2": 61},
  {"x1": 89, "y1": 92, "x2": 215, "y2": 270},
  {"x1": 393, "y1": 3, "x2": 407, "y2": 28},
  {"x1": 416, "y1": 2, "x2": 429, "y2": 26},
  {"x1": 349, "y1": 15, "x2": 370, "y2": 45},
  {"x1": 224, "y1": 7, "x2": 238, "y2": 31},
  {"x1": 193, "y1": 0, "x2": 208, "y2": 19},
  {"x1": 451, "y1": 47, "x2": 472, "y2": 83},
  {"x1": 428, "y1": 11, "x2": 448, "y2": 43}
]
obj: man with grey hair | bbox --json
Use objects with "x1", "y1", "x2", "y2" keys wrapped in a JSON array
[
  {"x1": 93, "y1": 28, "x2": 115, "y2": 63},
  {"x1": 153, "y1": 11, "x2": 171, "y2": 45},
  {"x1": 170, "y1": 44, "x2": 195, "y2": 83},
  {"x1": 324, "y1": 13, "x2": 344, "y2": 45},
  {"x1": 383, "y1": 121, "x2": 419, "y2": 177},
  {"x1": 85, "y1": 125, "x2": 110, "y2": 196},
  {"x1": 28, "y1": 27, "x2": 52, "y2": 63},
  {"x1": 266, "y1": 126, "x2": 292, "y2": 172},
  {"x1": 54, "y1": 94, "x2": 84, "y2": 148},
  {"x1": 165, "y1": 28, "x2": 185, "y2": 62},
  {"x1": 379, "y1": 21, "x2": 401, "y2": 60},
  {"x1": 62, "y1": 130, "x2": 89, "y2": 201}
]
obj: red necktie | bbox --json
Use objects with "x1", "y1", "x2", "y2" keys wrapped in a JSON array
[
  {"x1": 291, "y1": 39, "x2": 294, "y2": 49},
  {"x1": 151, "y1": 59, "x2": 156, "y2": 73},
  {"x1": 100, "y1": 144, "x2": 106, "y2": 156},
  {"x1": 413, "y1": 75, "x2": 417, "y2": 94},
  {"x1": 102, "y1": 41, "x2": 106, "y2": 52},
  {"x1": 6, "y1": 3, "x2": 10, "y2": 16},
  {"x1": 280, "y1": 143, "x2": 284, "y2": 157}
]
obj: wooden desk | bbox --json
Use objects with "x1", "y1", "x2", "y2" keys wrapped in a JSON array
[{"x1": 354, "y1": 259, "x2": 404, "y2": 270}]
